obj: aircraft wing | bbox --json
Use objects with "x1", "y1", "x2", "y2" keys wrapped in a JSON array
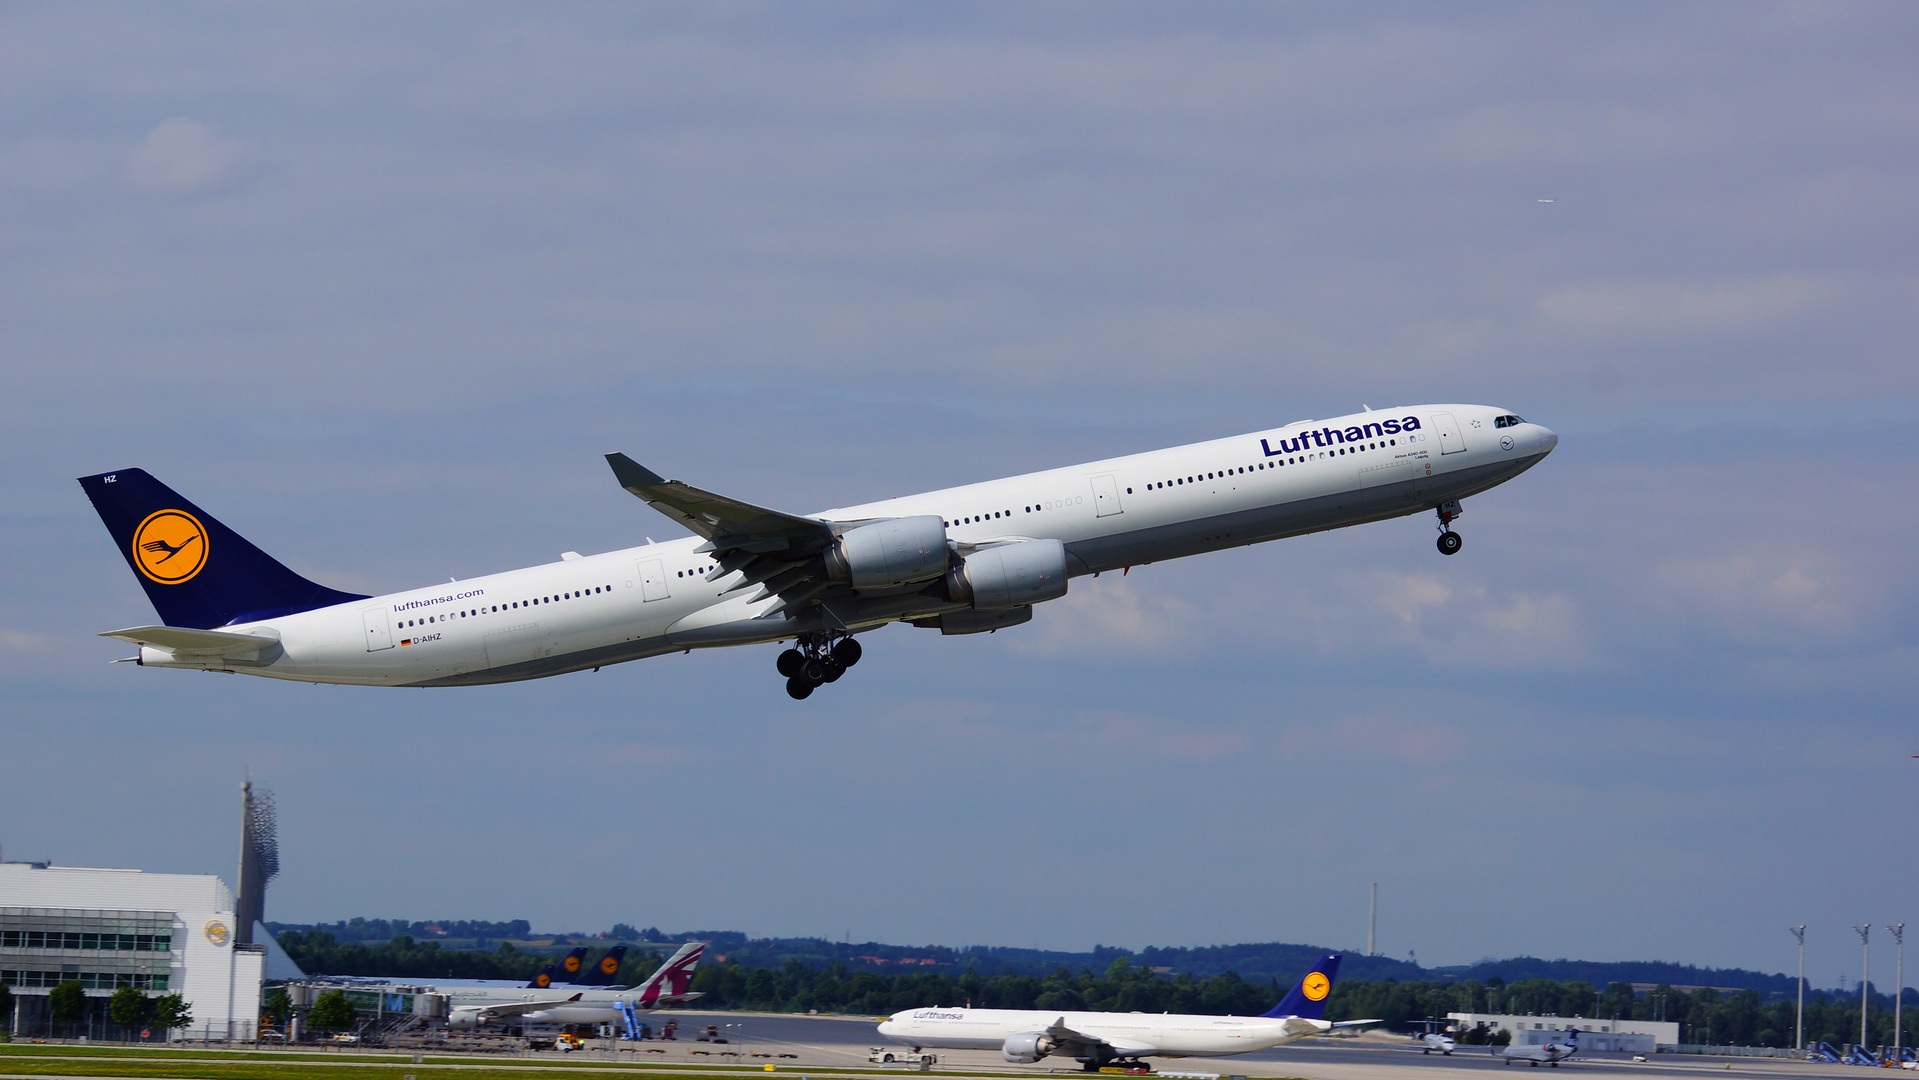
[
  {"x1": 1041, "y1": 1016, "x2": 1149, "y2": 1059},
  {"x1": 606, "y1": 454, "x2": 829, "y2": 548},
  {"x1": 1330, "y1": 1019, "x2": 1383, "y2": 1029},
  {"x1": 467, "y1": 993, "x2": 584, "y2": 1021},
  {"x1": 605, "y1": 454, "x2": 848, "y2": 618},
  {"x1": 100, "y1": 625, "x2": 279, "y2": 656}
]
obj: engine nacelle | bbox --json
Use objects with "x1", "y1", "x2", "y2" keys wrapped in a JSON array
[
  {"x1": 824, "y1": 516, "x2": 948, "y2": 588},
  {"x1": 445, "y1": 1007, "x2": 484, "y2": 1031},
  {"x1": 1002, "y1": 1031, "x2": 1056, "y2": 1063},
  {"x1": 946, "y1": 539, "x2": 1068, "y2": 610}
]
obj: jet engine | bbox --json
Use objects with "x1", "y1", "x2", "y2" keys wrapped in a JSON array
[
  {"x1": 823, "y1": 516, "x2": 948, "y2": 588},
  {"x1": 1001, "y1": 1031, "x2": 1057, "y2": 1063},
  {"x1": 445, "y1": 1007, "x2": 484, "y2": 1031},
  {"x1": 946, "y1": 539, "x2": 1068, "y2": 609}
]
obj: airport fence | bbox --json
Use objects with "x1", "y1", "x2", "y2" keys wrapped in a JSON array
[{"x1": 1671, "y1": 1045, "x2": 1798, "y2": 1057}]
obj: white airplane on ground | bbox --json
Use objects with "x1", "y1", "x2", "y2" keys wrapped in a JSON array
[
  {"x1": 1498, "y1": 1028, "x2": 1578, "y2": 1067},
  {"x1": 80, "y1": 405, "x2": 1555, "y2": 698},
  {"x1": 442, "y1": 940, "x2": 704, "y2": 1030},
  {"x1": 876, "y1": 954, "x2": 1378, "y2": 1071}
]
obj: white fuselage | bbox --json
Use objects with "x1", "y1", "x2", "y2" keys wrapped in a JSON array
[
  {"x1": 877, "y1": 1006, "x2": 1327, "y2": 1059},
  {"x1": 134, "y1": 404, "x2": 1554, "y2": 686}
]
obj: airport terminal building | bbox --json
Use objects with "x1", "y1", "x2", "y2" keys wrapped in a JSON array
[
  {"x1": 1, "y1": 861, "x2": 265, "y2": 1040},
  {"x1": 1447, "y1": 1012, "x2": 1679, "y2": 1053}
]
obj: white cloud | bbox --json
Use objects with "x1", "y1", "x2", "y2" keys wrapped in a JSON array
[
  {"x1": 125, "y1": 117, "x2": 243, "y2": 194},
  {"x1": 1012, "y1": 574, "x2": 1200, "y2": 657}
]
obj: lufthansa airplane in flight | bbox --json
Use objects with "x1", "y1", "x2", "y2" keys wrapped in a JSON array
[
  {"x1": 877, "y1": 954, "x2": 1376, "y2": 1070},
  {"x1": 79, "y1": 404, "x2": 1554, "y2": 698}
]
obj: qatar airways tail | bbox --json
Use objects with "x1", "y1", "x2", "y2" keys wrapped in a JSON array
[{"x1": 79, "y1": 404, "x2": 1555, "y2": 698}]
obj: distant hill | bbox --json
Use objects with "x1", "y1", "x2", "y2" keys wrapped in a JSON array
[{"x1": 267, "y1": 919, "x2": 1805, "y2": 995}]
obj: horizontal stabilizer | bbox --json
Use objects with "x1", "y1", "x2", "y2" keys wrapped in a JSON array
[{"x1": 100, "y1": 625, "x2": 279, "y2": 656}]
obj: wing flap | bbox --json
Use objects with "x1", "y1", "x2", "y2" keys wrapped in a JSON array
[{"x1": 100, "y1": 625, "x2": 279, "y2": 656}]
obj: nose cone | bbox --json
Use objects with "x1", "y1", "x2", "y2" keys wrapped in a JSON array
[
  {"x1": 1535, "y1": 425, "x2": 1559, "y2": 454},
  {"x1": 876, "y1": 1017, "x2": 897, "y2": 1037}
]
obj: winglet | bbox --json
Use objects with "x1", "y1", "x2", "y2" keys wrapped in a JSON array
[{"x1": 606, "y1": 453, "x2": 668, "y2": 492}]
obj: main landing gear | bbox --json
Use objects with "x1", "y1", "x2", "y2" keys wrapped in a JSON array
[
  {"x1": 777, "y1": 633, "x2": 862, "y2": 699},
  {"x1": 1435, "y1": 500, "x2": 1463, "y2": 555}
]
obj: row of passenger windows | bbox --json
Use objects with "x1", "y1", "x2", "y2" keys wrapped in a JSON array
[
  {"x1": 0, "y1": 969, "x2": 168, "y2": 990},
  {"x1": 396, "y1": 587, "x2": 613, "y2": 629},
  {"x1": 675, "y1": 562, "x2": 717, "y2": 579},
  {"x1": 0, "y1": 931, "x2": 171, "y2": 951},
  {"x1": 944, "y1": 436, "x2": 1407, "y2": 522},
  {"x1": 1140, "y1": 439, "x2": 1399, "y2": 490}
]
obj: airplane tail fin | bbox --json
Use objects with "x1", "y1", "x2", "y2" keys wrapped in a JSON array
[
  {"x1": 77, "y1": 468, "x2": 366, "y2": 629},
  {"x1": 636, "y1": 941, "x2": 706, "y2": 1008},
  {"x1": 527, "y1": 947, "x2": 590, "y2": 988},
  {"x1": 575, "y1": 944, "x2": 630, "y2": 987},
  {"x1": 1262, "y1": 954, "x2": 1341, "y2": 1020}
]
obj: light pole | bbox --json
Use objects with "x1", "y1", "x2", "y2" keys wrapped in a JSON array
[
  {"x1": 1857, "y1": 925, "x2": 1872, "y2": 1052},
  {"x1": 1890, "y1": 925, "x2": 1906, "y2": 1059},
  {"x1": 1792, "y1": 926, "x2": 1807, "y2": 1055}
]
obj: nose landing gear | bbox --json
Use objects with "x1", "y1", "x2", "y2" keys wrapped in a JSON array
[
  {"x1": 1435, "y1": 500, "x2": 1463, "y2": 555},
  {"x1": 779, "y1": 633, "x2": 863, "y2": 699}
]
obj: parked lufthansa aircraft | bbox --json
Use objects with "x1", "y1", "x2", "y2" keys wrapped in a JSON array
[
  {"x1": 876, "y1": 954, "x2": 1377, "y2": 1070},
  {"x1": 79, "y1": 405, "x2": 1554, "y2": 698}
]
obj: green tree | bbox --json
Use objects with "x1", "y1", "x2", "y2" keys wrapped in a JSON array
[
  {"x1": 263, "y1": 988, "x2": 289, "y2": 1027},
  {"x1": 151, "y1": 994, "x2": 192, "y2": 1039},
  {"x1": 307, "y1": 990, "x2": 356, "y2": 1035},
  {"x1": 48, "y1": 980, "x2": 86, "y2": 1038},
  {"x1": 107, "y1": 986, "x2": 151, "y2": 1040}
]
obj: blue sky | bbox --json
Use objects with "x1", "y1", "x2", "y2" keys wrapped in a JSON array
[{"x1": 2, "y1": 3, "x2": 1915, "y2": 985}]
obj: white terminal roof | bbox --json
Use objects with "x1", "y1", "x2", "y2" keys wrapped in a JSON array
[{"x1": 0, "y1": 862, "x2": 235, "y2": 912}]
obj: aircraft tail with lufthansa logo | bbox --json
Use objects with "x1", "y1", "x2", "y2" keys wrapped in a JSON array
[
  {"x1": 76, "y1": 468, "x2": 368, "y2": 630},
  {"x1": 573, "y1": 944, "x2": 630, "y2": 987},
  {"x1": 526, "y1": 947, "x2": 590, "y2": 989},
  {"x1": 1262, "y1": 954, "x2": 1341, "y2": 1020}
]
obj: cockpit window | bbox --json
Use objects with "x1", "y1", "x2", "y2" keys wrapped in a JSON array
[{"x1": 1494, "y1": 414, "x2": 1525, "y2": 428}]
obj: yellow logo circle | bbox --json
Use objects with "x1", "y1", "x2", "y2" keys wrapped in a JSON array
[
  {"x1": 204, "y1": 920, "x2": 229, "y2": 946},
  {"x1": 564, "y1": 955, "x2": 581, "y2": 972},
  {"x1": 601, "y1": 956, "x2": 620, "y2": 974},
  {"x1": 133, "y1": 509, "x2": 208, "y2": 584},
  {"x1": 534, "y1": 973, "x2": 551, "y2": 987},
  {"x1": 1302, "y1": 972, "x2": 1330, "y2": 1001}
]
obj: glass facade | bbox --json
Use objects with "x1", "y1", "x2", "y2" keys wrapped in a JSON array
[{"x1": 0, "y1": 907, "x2": 174, "y2": 995}]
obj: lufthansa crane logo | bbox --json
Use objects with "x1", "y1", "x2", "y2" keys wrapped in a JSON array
[
  {"x1": 564, "y1": 955, "x2": 582, "y2": 973},
  {"x1": 203, "y1": 920, "x2": 229, "y2": 946},
  {"x1": 600, "y1": 956, "x2": 619, "y2": 975},
  {"x1": 1302, "y1": 971, "x2": 1330, "y2": 1001},
  {"x1": 133, "y1": 509, "x2": 208, "y2": 584},
  {"x1": 534, "y1": 973, "x2": 551, "y2": 987}
]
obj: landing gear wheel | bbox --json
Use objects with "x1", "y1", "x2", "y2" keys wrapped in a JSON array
[
  {"x1": 776, "y1": 649, "x2": 805, "y2": 678},
  {"x1": 785, "y1": 676, "x2": 814, "y2": 700},
  {"x1": 831, "y1": 637, "x2": 863, "y2": 667},
  {"x1": 800, "y1": 657, "x2": 827, "y2": 683},
  {"x1": 820, "y1": 658, "x2": 846, "y2": 683},
  {"x1": 1437, "y1": 530, "x2": 1463, "y2": 555}
]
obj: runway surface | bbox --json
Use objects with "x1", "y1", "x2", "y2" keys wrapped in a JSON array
[{"x1": 650, "y1": 1012, "x2": 1842, "y2": 1080}]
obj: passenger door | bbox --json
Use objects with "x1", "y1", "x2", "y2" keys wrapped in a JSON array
[
  {"x1": 361, "y1": 608, "x2": 393, "y2": 652},
  {"x1": 1089, "y1": 474, "x2": 1123, "y2": 517},
  {"x1": 1432, "y1": 412, "x2": 1467, "y2": 455},
  {"x1": 638, "y1": 558, "x2": 671, "y2": 602}
]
